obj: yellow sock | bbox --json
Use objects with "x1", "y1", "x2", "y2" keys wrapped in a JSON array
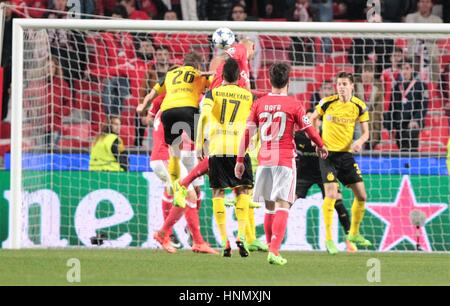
[
  {"x1": 168, "y1": 156, "x2": 180, "y2": 183},
  {"x1": 350, "y1": 198, "x2": 366, "y2": 236},
  {"x1": 245, "y1": 208, "x2": 256, "y2": 244},
  {"x1": 213, "y1": 197, "x2": 227, "y2": 245},
  {"x1": 323, "y1": 197, "x2": 336, "y2": 241},
  {"x1": 235, "y1": 194, "x2": 250, "y2": 241}
]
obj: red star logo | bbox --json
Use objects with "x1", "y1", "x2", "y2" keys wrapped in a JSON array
[{"x1": 366, "y1": 176, "x2": 447, "y2": 252}]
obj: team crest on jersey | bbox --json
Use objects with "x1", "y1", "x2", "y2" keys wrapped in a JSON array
[
  {"x1": 226, "y1": 47, "x2": 236, "y2": 57},
  {"x1": 302, "y1": 115, "x2": 311, "y2": 126},
  {"x1": 327, "y1": 172, "x2": 335, "y2": 181}
]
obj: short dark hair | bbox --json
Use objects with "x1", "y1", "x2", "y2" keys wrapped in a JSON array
[
  {"x1": 402, "y1": 58, "x2": 413, "y2": 67},
  {"x1": 336, "y1": 71, "x2": 354, "y2": 83},
  {"x1": 111, "y1": 5, "x2": 128, "y2": 18},
  {"x1": 269, "y1": 62, "x2": 290, "y2": 89},
  {"x1": 184, "y1": 52, "x2": 203, "y2": 68},
  {"x1": 393, "y1": 47, "x2": 403, "y2": 54},
  {"x1": 222, "y1": 58, "x2": 240, "y2": 83},
  {"x1": 362, "y1": 64, "x2": 374, "y2": 73},
  {"x1": 231, "y1": 3, "x2": 246, "y2": 13},
  {"x1": 156, "y1": 45, "x2": 169, "y2": 52}
]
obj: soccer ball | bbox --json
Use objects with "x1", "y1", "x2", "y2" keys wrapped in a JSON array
[{"x1": 212, "y1": 27, "x2": 235, "y2": 49}]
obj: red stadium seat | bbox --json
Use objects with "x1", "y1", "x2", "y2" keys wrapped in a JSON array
[
  {"x1": 330, "y1": 37, "x2": 352, "y2": 52},
  {"x1": 59, "y1": 123, "x2": 92, "y2": 149},
  {"x1": 261, "y1": 49, "x2": 290, "y2": 66},
  {"x1": 374, "y1": 141, "x2": 399, "y2": 152},
  {"x1": 330, "y1": 54, "x2": 349, "y2": 65},
  {"x1": 121, "y1": 110, "x2": 136, "y2": 126},
  {"x1": 294, "y1": 93, "x2": 312, "y2": 110},
  {"x1": 0, "y1": 141, "x2": 10, "y2": 158},
  {"x1": 0, "y1": 122, "x2": 11, "y2": 139},
  {"x1": 437, "y1": 39, "x2": 450, "y2": 53},
  {"x1": 120, "y1": 125, "x2": 135, "y2": 147},
  {"x1": 419, "y1": 141, "x2": 447, "y2": 153},
  {"x1": 154, "y1": 33, "x2": 209, "y2": 54},
  {"x1": 255, "y1": 68, "x2": 271, "y2": 91},
  {"x1": 259, "y1": 35, "x2": 292, "y2": 50}
]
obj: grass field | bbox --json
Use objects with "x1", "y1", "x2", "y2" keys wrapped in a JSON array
[{"x1": 0, "y1": 249, "x2": 449, "y2": 286}]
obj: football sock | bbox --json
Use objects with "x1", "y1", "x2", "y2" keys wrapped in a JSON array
[
  {"x1": 264, "y1": 210, "x2": 275, "y2": 244},
  {"x1": 246, "y1": 207, "x2": 256, "y2": 244},
  {"x1": 350, "y1": 198, "x2": 366, "y2": 236},
  {"x1": 269, "y1": 208, "x2": 289, "y2": 256},
  {"x1": 334, "y1": 199, "x2": 350, "y2": 235},
  {"x1": 213, "y1": 197, "x2": 227, "y2": 246},
  {"x1": 235, "y1": 194, "x2": 250, "y2": 241},
  {"x1": 323, "y1": 197, "x2": 336, "y2": 241}
]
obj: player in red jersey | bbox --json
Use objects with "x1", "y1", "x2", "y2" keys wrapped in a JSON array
[
  {"x1": 209, "y1": 38, "x2": 255, "y2": 91},
  {"x1": 235, "y1": 62, "x2": 328, "y2": 265},
  {"x1": 145, "y1": 96, "x2": 216, "y2": 255}
]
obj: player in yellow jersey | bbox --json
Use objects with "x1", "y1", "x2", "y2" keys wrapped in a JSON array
[
  {"x1": 196, "y1": 58, "x2": 254, "y2": 257},
  {"x1": 137, "y1": 52, "x2": 209, "y2": 155},
  {"x1": 310, "y1": 71, "x2": 372, "y2": 255}
]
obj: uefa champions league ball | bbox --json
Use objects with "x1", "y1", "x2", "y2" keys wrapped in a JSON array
[{"x1": 212, "y1": 27, "x2": 235, "y2": 49}]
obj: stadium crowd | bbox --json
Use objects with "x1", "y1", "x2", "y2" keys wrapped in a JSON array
[{"x1": 0, "y1": 0, "x2": 449, "y2": 160}]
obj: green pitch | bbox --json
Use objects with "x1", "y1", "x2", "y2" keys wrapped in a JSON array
[{"x1": 0, "y1": 249, "x2": 449, "y2": 285}]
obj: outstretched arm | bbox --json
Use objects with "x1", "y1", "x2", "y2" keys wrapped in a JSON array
[{"x1": 137, "y1": 89, "x2": 158, "y2": 116}]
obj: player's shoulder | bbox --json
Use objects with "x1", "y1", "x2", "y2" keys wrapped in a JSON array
[
  {"x1": 181, "y1": 65, "x2": 199, "y2": 74},
  {"x1": 233, "y1": 85, "x2": 252, "y2": 96},
  {"x1": 350, "y1": 96, "x2": 368, "y2": 110},
  {"x1": 225, "y1": 43, "x2": 245, "y2": 59},
  {"x1": 318, "y1": 95, "x2": 339, "y2": 107}
]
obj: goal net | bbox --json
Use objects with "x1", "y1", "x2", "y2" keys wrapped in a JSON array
[{"x1": 3, "y1": 17, "x2": 449, "y2": 252}]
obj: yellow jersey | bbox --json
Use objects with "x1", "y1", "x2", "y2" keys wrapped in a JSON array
[
  {"x1": 153, "y1": 65, "x2": 209, "y2": 112},
  {"x1": 89, "y1": 134, "x2": 125, "y2": 171},
  {"x1": 316, "y1": 95, "x2": 369, "y2": 152},
  {"x1": 202, "y1": 84, "x2": 253, "y2": 156}
]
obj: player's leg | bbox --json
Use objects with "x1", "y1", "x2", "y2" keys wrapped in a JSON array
[
  {"x1": 252, "y1": 166, "x2": 274, "y2": 247},
  {"x1": 150, "y1": 159, "x2": 181, "y2": 251},
  {"x1": 153, "y1": 204, "x2": 183, "y2": 254},
  {"x1": 267, "y1": 199, "x2": 290, "y2": 266},
  {"x1": 323, "y1": 183, "x2": 339, "y2": 255},
  {"x1": 232, "y1": 154, "x2": 254, "y2": 257},
  {"x1": 264, "y1": 201, "x2": 275, "y2": 247},
  {"x1": 333, "y1": 187, "x2": 357, "y2": 252},
  {"x1": 234, "y1": 186, "x2": 251, "y2": 257},
  {"x1": 266, "y1": 165, "x2": 296, "y2": 265},
  {"x1": 338, "y1": 154, "x2": 371, "y2": 247},
  {"x1": 149, "y1": 159, "x2": 182, "y2": 248},
  {"x1": 179, "y1": 154, "x2": 217, "y2": 254},
  {"x1": 347, "y1": 181, "x2": 371, "y2": 247},
  {"x1": 174, "y1": 154, "x2": 209, "y2": 208},
  {"x1": 212, "y1": 188, "x2": 230, "y2": 256},
  {"x1": 246, "y1": 198, "x2": 269, "y2": 252},
  {"x1": 179, "y1": 157, "x2": 209, "y2": 189},
  {"x1": 319, "y1": 155, "x2": 340, "y2": 255}
]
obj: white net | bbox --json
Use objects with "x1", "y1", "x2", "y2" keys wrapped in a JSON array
[{"x1": 4, "y1": 18, "x2": 450, "y2": 252}]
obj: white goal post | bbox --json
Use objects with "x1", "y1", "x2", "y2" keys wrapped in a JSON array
[{"x1": 9, "y1": 19, "x2": 450, "y2": 250}]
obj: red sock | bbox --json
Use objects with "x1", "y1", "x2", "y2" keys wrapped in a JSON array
[
  {"x1": 269, "y1": 209, "x2": 289, "y2": 255},
  {"x1": 180, "y1": 157, "x2": 209, "y2": 188},
  {"x1": 162, "y1": 190, "x2": 173, "y2": 220},
  {"x1": 264, "y1": 210, "x2": 275, "y2": 244},
  {"x1": 161, "y1": 190, "x2": 174, "y2": 236},
  {"x1": 161, "y1": 206, "x2": 184, "y2": 237},
  {"x1": 185, "y1": 202, "x2": 204, "y2": 245}
]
